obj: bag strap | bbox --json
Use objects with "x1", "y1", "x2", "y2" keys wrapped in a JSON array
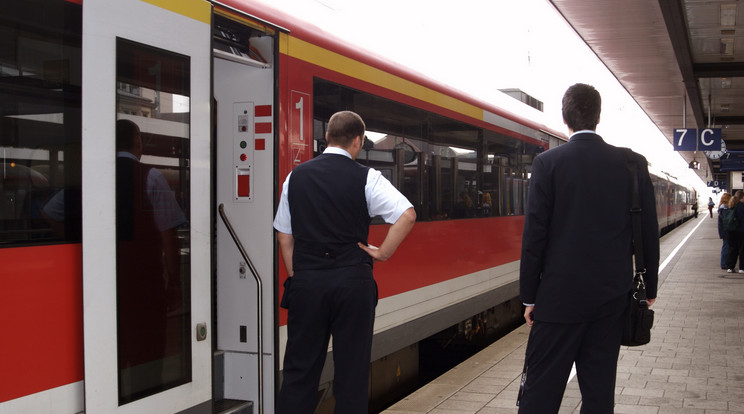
[{"x1": 622, "y1": 149, "x2": 646, "y2": 276}]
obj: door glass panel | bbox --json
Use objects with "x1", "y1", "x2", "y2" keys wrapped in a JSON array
[{"x1": 115, "y1": 38, "x2": 191, "y2": 405}]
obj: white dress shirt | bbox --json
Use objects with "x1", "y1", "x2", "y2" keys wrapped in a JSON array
[{"x1": 273, "y1": 146, "x2": 413, "y2": 234}]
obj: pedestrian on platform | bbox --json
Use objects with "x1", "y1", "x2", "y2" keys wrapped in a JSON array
[
  {"x1": 273, "y1": 111, "x2": 416, "y2": 414},
  {"x1": 718, "y1": 193, "x2": 731, "y2": 269},
  {"x1": 726, "y1": 190, "x2": 744, "y2": 273},
  {"x1": 708, "y1": 197, "x2": 715, "y2": 218},
  {"x1": 518, "y1": 83, "x2": 659, "y2": 413}
]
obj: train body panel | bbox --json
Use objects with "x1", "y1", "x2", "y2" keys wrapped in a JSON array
[
  {"x1": 0, "y1": 245, "x2": 83, "y2": 404},
  {"x1": 0, "y1": 0, "x2": 696, "y2": 412},
  {"x1": 371, "y1": 217, "x2": 524, "y2": 299}
]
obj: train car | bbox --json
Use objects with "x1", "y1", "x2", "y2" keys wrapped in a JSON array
[
  {"x1": 0, "y1": 1, "x2": 693, "y2": 414},
  {"x1": 649, "y1": 168, "x2": 697, "y2": 235}
]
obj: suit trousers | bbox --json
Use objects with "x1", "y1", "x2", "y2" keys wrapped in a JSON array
[
  {"x1": 277, "y1": 265, "x2": 377, "y2": 414},
  {"x1": 726, "y1": 230, "x2": 744, "y2": 270},
  {"x1": 518, "y1": 307, "x2": 625, "y2": 414}
]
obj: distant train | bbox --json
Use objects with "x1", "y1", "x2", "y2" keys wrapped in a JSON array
[
  {"x1": 650, "y1": 170, "x2": 697, "y2": 235},
  {"x1": 0, "y1": 1, "x2": 695, "y2": 414}
]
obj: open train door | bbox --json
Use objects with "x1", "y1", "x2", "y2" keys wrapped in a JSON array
[
  {"x1": 81, "y1": 0, "x2": 212, "y2": 412},
  {"x1": 212, "y1": 6, "x2": 283, "y2": 414}
]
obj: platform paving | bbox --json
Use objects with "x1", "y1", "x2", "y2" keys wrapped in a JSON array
[{"x1": 383, "y1": 213, "x2": 744, "y2": 413}]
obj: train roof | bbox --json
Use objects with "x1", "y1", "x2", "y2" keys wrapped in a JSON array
[
  {"x1": 218, "y1": 0, "x2": 568, "y2": 144},
  {"x1": 648, "y1": 163, "x2": 694, "y2": 191}
]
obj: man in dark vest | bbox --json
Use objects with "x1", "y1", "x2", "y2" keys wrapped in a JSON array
[
  {"x1": 518, "y1": 84, "x2": 659, "y2": 413},
  {"x1": 273, "y1": 111, "x2": 416, "y2": 413}
]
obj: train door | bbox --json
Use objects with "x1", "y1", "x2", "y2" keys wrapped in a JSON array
[
  {"x1": 212, "y1": 10, "x2": 279, "y2": 414},
  {"x1": 81, "y1": 1, "x2": 212, "y2": 413}
]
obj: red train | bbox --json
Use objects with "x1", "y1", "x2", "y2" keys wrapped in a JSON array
[
  {"x1": 0, "y1": 1, "x2": 695, "y2": 413},
  {"x1": 650, "y1": 170, "x2": 698, "y2": 235}
]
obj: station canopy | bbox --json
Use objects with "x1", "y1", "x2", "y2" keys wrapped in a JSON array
[{"x1": 550, "y1": 0, "x2": 744, "y2": 187}]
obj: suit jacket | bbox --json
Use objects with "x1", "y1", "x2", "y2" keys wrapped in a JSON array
[{"x1": 519, "y1": 132, "x2": 659, "y2": 323}]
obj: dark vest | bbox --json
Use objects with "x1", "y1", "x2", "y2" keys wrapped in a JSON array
[
  {"x1": 116, "y1": 156, "x2": 167, "y2": 367},
  {"x1": 116, "y1": 157, "x2": 164, "y2": 290},
  {"x1": 289, "y1": 153, "x2": 372, "y2": 270}
]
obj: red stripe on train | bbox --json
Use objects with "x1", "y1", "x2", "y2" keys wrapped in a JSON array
[
  {"x1": 278, "y1": 216, "x2": 524, "y2": 325},
  {"x1": 371, "y1": 216, "x2": 524, "y2": 297},
  {"x1": 0, "y1": 244, "x2": 83, "y2": 403}
]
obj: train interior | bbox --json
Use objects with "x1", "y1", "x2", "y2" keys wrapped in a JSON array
[{"x1": 313, "y1": 78, "x2": 546, "y2": 221}]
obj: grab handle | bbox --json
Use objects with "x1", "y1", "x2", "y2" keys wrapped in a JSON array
[{"x1": 218, "y1": 203, "x2": 264, "y2": 414}]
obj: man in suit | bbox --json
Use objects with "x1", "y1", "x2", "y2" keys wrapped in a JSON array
[
  {"x1": 518, "y1": 83, "x2": 659, "y2": 413},
  {"x1": 273, "y1": 111, "x2": 416, "y2": 413}
]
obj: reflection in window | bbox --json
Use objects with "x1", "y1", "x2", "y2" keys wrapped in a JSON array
[
  {"x1": 1, "y1": 0, "x2": 82, "y2": 246},
  {"x1": 319, "y1": 128, "x2": 535, "y2": 221},
  {"x1": 312, "y1": 78, "x2": 544, "y2": 222},
  {"x1": 115, "y1": 38, "x2": 192, "y2": 405}
]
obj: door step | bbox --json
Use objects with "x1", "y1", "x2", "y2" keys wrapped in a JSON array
[{"x1": 213, "y1": 399, "x2": 253, "y2": 414}]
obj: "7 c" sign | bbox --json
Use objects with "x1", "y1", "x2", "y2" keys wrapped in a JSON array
[{"x1": 673, "y1": 128, "x2": 721, "y2": 151}]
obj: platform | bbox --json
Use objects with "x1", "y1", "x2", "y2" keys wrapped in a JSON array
[{"x1": 383, "y1": 212, "x2": 744, "y2": 413}]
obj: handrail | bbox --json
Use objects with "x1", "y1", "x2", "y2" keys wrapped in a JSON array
[{"x1": 218, "y1": 203, "x2": 264, "y2": 414}]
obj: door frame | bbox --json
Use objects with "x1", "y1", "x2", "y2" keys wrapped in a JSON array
[{"x1": 81, "y1": 1, "x2": 213, "y2": 412}]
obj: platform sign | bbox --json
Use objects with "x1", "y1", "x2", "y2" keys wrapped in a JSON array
[
  {"x1": 720, "y1": 152, "x2": 744, "y2": 171},
  {"x1": 699, "y1": 128, "x2": 722, "y2": 151},
  {"x1": 673, "y1": 128, "x2": 722, "y2": 151},
  {"x1": 673, "y1": 129, "x2": 697, "y2": 151}
]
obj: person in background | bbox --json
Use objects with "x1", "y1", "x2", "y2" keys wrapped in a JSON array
[
  {"x1": 453, "y1": 191, "x2": 475, "y2": 218},
  {"x1": 726, "y1": 190, "x2": 744, "y2": 273},
  {"x1": 518, "y1": 83, "x2": 659, "y2": 413},
  {"x1": 708, "y1": 197, "x2": 715, "y2": 218},
  {"x1": 481, "y1": 191, "x2": 492, "y2": 217},
  {"x1": 718, "y1": 193, "x2": 732, "y2": 269},
  {"x1": 273, "y1": 111, "x2": 416, "y2": 413}
]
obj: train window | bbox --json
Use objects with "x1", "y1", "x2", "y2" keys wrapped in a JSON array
[
  {"x1": 0, "y1": 0, "x2": 82, "y2": 246},
  {"x1": 115, "y1": 38, "x2": 192, "y2": 405},
  {"x1": 312, "y1": 78, "x2": 542, "y2": 221}
]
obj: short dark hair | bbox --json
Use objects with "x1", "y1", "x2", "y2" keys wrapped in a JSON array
[
  {"x1": 326, "y1": 111, "x2": 365, "y2": 147},
  {"x1": 562, "y1": 83, "x2": 601, "y2": 132},
  {"x1": 116, "y1": 119, "x2": 140, "y2": 151}
]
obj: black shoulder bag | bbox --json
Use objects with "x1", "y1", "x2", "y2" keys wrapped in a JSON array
[{"x1": 622, "y1": 151, "x2": 654, "y2": 346}]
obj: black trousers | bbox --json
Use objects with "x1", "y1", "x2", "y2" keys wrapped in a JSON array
[
  {"x1": 518, "y1": 308, "x2": 625, "y2": 414},
  {"x1": 277, "y1": 265, "x2": 377, "y2": 414},
  {"x1": 726, "y1": 230, "x2": 744, "y2": 270}
]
